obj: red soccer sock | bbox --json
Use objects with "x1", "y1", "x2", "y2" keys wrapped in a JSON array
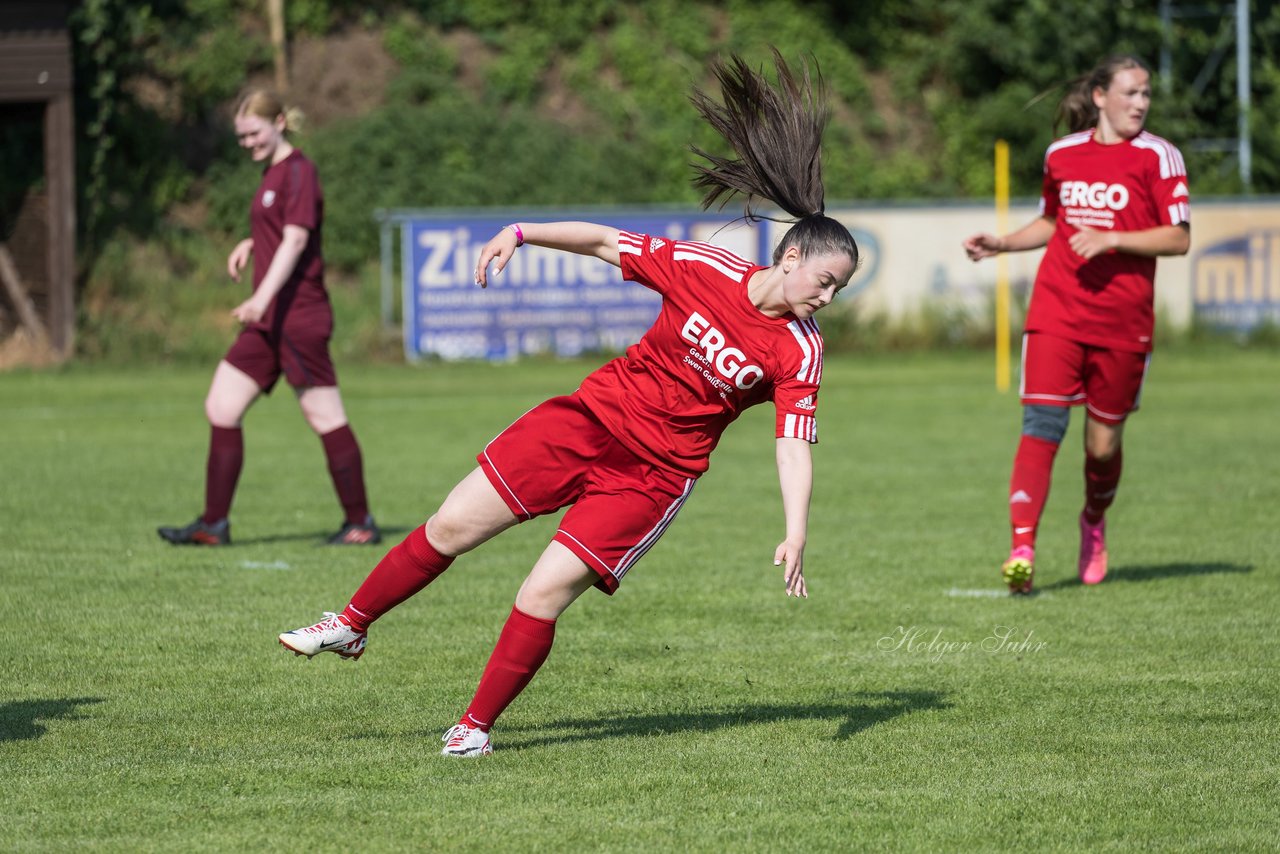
[
  {"x1": 1083, "y1": 448, "x2": 1123, "y2": 523},
  {"x1": 342, "y1": 524, "x2": 453, "y2": 631},
  {"x1": 1009, "y1": 434, "x2": 1060, "y2": 550},
  {"x1": 320, "y1": 425, "x2": 370, "y2": 524},
  {"x1": 461, "y1": 606, "x2": 557, "y2": 732},
  {"x1": 203, "y1": 425, "x2": 243, "y2": 524}
]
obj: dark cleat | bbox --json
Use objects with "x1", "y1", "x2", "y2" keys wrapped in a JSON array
[
  {"x1": 158, "y1": 517, "x2": 230, "y2": 546},
  {"x1": 326, "y1": 514, "x2": 381, "y2": 546}
]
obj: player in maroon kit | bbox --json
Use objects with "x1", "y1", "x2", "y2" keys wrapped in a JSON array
[
  {"x1": 963, "y1": 55, "x2": 1190, "y2": 593},
  {"x1": 158, "y1": 90, "x2": 380, "y2": 547},
  {"x1": 278, "y1": 51, "x2": 860, "y2": 756}
]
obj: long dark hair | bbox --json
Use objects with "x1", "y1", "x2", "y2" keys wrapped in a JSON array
[
  {"x1": 1054, "y1": 54, "x2": 1150, "y2": 135},
  {"x1": 690, "y1": 48, "x2": 858, "y2": 268}
]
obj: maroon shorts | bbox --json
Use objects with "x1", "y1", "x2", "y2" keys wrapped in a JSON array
[
  {"x1": 224, "y1": 303, "x2": 337, "y2": 393},
  {"x1": 1019, "y1": 332, "x2": 1150, "y2": 425},
  {"x1": 478, "y1": 394, "x2": 697, "y2": 594}
]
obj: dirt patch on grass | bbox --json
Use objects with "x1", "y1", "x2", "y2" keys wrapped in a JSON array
[{"x1": 282, "y1": 29, "x2": 400, "y2": 127}]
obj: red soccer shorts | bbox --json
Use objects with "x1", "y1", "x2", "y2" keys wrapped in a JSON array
[
  {"x1": 224, "y1": 303, "x2": 337, "y2": 393},
  {"x1": 478, "y1": 393, "x2": 697, "y2": 594},
  {"x1": 1019, "y1": 332, "x2": 1151, "y2": 425}
]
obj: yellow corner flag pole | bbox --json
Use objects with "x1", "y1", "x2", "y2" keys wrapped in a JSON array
[{"x1": 994, "y1": 139, "x2": 1011, "y2": 392}]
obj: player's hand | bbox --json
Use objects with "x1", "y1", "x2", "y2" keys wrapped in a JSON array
[
  {"x1": 227, "y1": 238, "x2": 254, "y2": 281},
  {"x1": 474, "y1": 227, "x2": 520, "y2": 289},
  {"x1": 1068, "y1": 225, "x2": 1117, "y2": 260},
  {"x1": 962, "y1": 233, "x2": 1003, "y2": 261},
  {"x1": 774, "y1": 540, "x2": 808, "y2": 598},
  {"x1": 230, "y1": 296, "x2": 268, "y2": 325}
]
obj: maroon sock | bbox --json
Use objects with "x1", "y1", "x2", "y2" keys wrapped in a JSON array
[
  {"x1": 1009, "y1": 435, "x2": 1060, "y2": 550},
  {"x1": 341, "y1": 524, "x2": 453, "y2": 631},
  {"x1": 320, "y1": 425, "x2": 369, "y2": 524},
  {"x1": 462, "y1": 606, "x2": 556, "y2": 732},
  {"x1": 1083, "y1": 448, "x2": 1123, "y2": 523},
  {"x1": 202, "y1": 426, "x2": 243, "y2": 524}
]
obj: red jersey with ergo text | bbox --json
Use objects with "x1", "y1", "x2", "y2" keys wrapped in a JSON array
[
  {"x1": 249, "y1": 148, "x2": 328, "y2": 329},
  {"x1": 1028, "y1": 129, "x2": 1190, "y2": 352},
  {"x1": 575, "y1": 231, "x2": 825, "y2": 478}
]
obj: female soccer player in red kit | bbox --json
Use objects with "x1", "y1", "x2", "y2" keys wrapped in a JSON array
[
  {"x1": 963, "y1": 55, "x2": 1190, "y2": 593},
  {"x1": 278, "y1": 51, "x2": 860, "y2": 756},
  {"x1": 158, "y1": 90, "x2": 379, "y2": 547}
]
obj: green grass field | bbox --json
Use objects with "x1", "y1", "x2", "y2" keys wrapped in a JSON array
[{"x1": 2, "y1": 348, "x2": 1277, "y2": 851}]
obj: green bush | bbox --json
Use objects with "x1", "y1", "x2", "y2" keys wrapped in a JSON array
[{"x1": 56, "y1": 0, "x2": 1280, "y2": 365}]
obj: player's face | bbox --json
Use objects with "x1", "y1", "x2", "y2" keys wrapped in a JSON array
[
  {"x1": 1094, "y1": 67, "x2": 1151, "y2": 141},
  {"x1": 784, "y1": 250, "x2": 856, "y2": 319},
  {"x1": 235, "y1": 113, "x2": 285, "y2": 162}
]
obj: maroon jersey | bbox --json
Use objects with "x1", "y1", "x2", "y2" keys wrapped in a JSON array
[
  {"x1": 248, "y1": 148, "x2": 328, "y2": 329},
  {"x1": 1027, "y1": 129, "x2": 1190, "y2": 352},
  {"x1": 575, "y1": 231, "x2": 824, "y2": 478}
]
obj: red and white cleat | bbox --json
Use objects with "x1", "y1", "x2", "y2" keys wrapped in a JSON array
[
  {"x1": 278, "y1": 612, "x2": 367, "y2": 659},
  {"x1": 441, "y1": 723, "x2": 493, "y2": 757}
]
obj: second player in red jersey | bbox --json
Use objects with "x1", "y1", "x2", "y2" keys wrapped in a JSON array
[
  {"x1": 1028, "y1": 126, "x2": 1189, "y2": 352},
  {"x1": 964, "y1": 54, "x2": 1190, "y2": 593},
  {"x1": 278, "y1": 50, "x2": 861, "y2": 757}
]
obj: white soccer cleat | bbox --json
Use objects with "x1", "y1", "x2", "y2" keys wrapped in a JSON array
[
  {"x1": 441, "y1": 723, "x2": 493, "y2": 757},
  {"x1": 278, "y1": 612, "x2": 366, "y2": 660}
]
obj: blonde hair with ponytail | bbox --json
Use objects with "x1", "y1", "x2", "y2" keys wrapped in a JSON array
[{"x1": 235, "y1": 89, "x2": 306, "y2": 135}]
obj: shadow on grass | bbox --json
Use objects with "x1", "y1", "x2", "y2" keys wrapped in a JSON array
[
  {"x1": 1037, "y1": 561, "x2": 1253, "y2": 592},
  {"x1": 497, "y1": 690, "x2": 950, "y2": 750},
  {"x1": 0, "y1": 698, "x2": 104, "y2": 742},
  {"x1": 232, "y1": 523, "x2": 412, "y2": 547}
]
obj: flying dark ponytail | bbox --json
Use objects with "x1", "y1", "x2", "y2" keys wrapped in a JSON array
[{"x1": 690, "y1": 48, "x2": 859, "y2": 268}]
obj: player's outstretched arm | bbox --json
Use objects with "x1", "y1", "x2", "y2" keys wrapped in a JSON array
[
  {"x1": 774, "y1": 437, "x2": 813, "y2": 599},
  {"x1": 963, "y1": 216, "x2": 1056, "y2": 261},
  {"x1": 474, "y1": 221, "x2": 621, "y2": 287}
]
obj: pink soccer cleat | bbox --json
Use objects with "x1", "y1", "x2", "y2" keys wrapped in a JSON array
[
  {"x1": 1078, "y1": 513, "x2": 1108, "y2": 585},
  {"x1": 1001, "y1": 545, "x2": 1035, "y2": 595}
]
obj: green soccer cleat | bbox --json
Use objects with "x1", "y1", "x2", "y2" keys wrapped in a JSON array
[{"x1": 1002, "y1": 545, "x2": 1035, "y2": 595}]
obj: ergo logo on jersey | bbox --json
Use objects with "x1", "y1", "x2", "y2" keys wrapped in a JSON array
[
  {"x1": 681, "y1": 312, "x2": 764, "y2": 390},
  {"x1": 1059, "y1": 181, "x2": 1129, "y2": 211}
]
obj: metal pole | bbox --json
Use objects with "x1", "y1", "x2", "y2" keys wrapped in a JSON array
[
  {"x1": 1237, "y1": 0, "x2": 1251, "y2": 188},
  {"x1": 379, "y1": 213, "x2": 394, "y2": 328},
  {"x1": 1160, "y1": 0, "x2": 1173, "y2": 94},
  {"x1": 995, "y1": 140, "x2": 1011, "y2": 393}
]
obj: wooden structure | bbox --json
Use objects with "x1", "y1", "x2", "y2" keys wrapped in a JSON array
[{"x1": 0, "y1": 0, "x2": 76, "y2": 359}]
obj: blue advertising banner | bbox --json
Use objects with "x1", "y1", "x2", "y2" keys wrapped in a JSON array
[
  {"x1": 401, "y1": 213, "x2": 773, "y2": 361},
  {"x1": 1192, "y1": 228, "x2": 1280, "y2": 330}
]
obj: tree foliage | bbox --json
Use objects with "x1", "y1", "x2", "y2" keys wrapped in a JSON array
[{"x1": 65, "y1": 0, "x2": 1280, "y2": 268}]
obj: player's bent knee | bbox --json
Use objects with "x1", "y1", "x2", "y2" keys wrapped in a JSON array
[
  {"x1": 424, "y1": 512, "x2": 479, "y2": 557},
  {"x1": 513, "y1": 572, "x2": 594, "y2": 621},
  {"x1": 303, "y1": 413, "x2": 347, "y2": 436},
  {"x1": 1022, "y1": 404, "x2": 1069, "y2": 444},
  {"x1": 204, "y1": 400, "x2": 242, "y2": 428},
  {"x1": 1085, "y1": 431, "x2": 1123, "y2": 461}
]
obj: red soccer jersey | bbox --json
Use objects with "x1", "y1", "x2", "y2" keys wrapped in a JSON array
[
  {"x1": 575, "y1": 231, "x2": 825, "y2": 478},
  {"x1": 1027, "y1": 129, "x2": 1190, "y2": 352},
  {"x1": 249, "y1": 148, "x2": 328, "y2": 328}
]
